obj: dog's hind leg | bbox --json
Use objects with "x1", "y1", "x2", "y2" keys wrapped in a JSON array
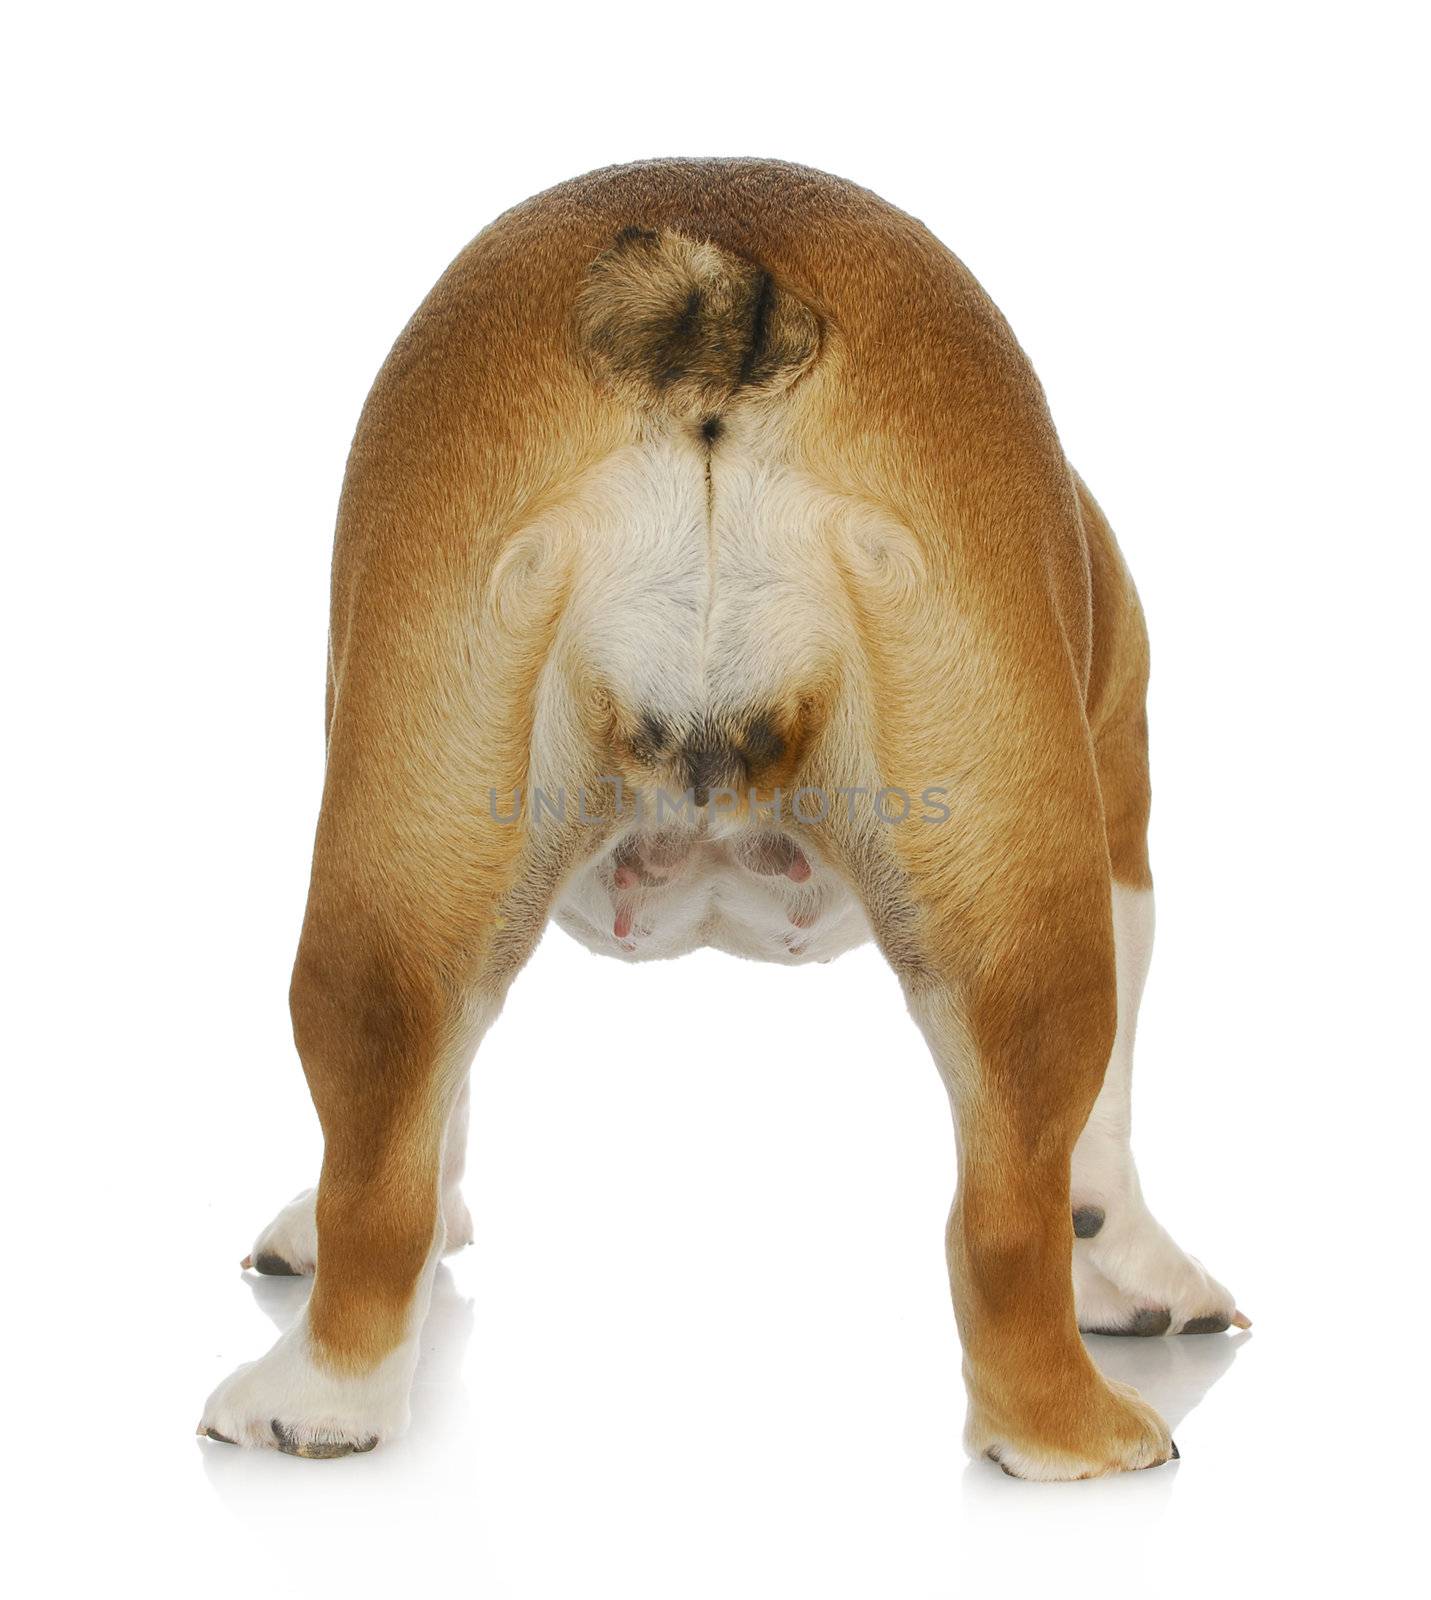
[
  {"x1": 200, "y1": 447, "x2": 589, "y2": 1452},
  {"x1": 241, "y1": 1078, "x2": 476, "y2": 1278},
  {"x1": 815, "y1": 685, "x2": 1175, "y2": 1479},
  {"x1": 199, "y1": 707, "x2": 566, "y2": 1453}
]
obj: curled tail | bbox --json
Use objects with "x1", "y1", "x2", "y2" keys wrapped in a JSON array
[{"x1": 575, "y1": 225, "x2": 820, "y2": 425}]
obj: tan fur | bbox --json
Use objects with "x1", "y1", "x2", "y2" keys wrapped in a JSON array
[
  {"x1": 576, "y1": 225, "x2": 820, "y2": 423},
  {"x1": 284, "y1": 158, "x2": 1170, "y2": 1473}
]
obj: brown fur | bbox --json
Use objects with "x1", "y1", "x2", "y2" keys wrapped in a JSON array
[
  {"x1": 576, "y1": 224, "x2": 820, "y2": 423},
  {"x1": 290, "y1": 158, "x2": 1166, "y2": 1473}
]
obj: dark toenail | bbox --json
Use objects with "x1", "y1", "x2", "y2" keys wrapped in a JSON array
[
  {"x1": 1086, "y1": 1305, "x2": 1172, "y2": 1337},
  {"x1": 204, "y1": 1428, "x2": 236, "y2": 1445},
  {"x1": 1072, "y1": 1206, "x2": 1105, "y2": 1238},
  {"x1": 253, "y1": 1253, "x2": 300, "y2": 1276},
  {"x1": 1170, "y1": 1439, "x2": 1180, "y2": 1459},
  {"x1": 1179, "y1": 1314, "x2": 1230, "y2": 1334},
  {"x1": 271, "y1": 1419, "x2": 357, "y2": 1459},
  {"x1": 1105, "y1": 1306, "x2": 1173, "y2": 1336},
  {"x1": 1129, "y1": 1307, "x2": 1172, "y2": 1335},
  {"x1": 353, "y1": 1435, "x2": 379, "y2": 1453}
]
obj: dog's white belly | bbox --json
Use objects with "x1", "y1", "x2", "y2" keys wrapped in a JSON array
[{"x1": 553, "y1": 823, "x2": 872, "y2": 964}]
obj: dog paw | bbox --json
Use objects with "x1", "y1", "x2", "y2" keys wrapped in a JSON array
[
  {"x1": 242, "y1": 1185, "x2": 473, "y2": 1274},
  {"x1": 242, "y1": 1188, "x2": 319, "y2": 1275},
  {"x1": 1073, "y1": 1209, "x2": 1249, "y2": 1336},
  {"x1": 198, "y1": 1317, "x2": 416, "y2": 1456},
  {"x1": 968, "y1": 1374, "x2": 1175, "y2": 1480},
  {"x1": 444, "y1": 1191, "x2": 474, "y2": 1252}
]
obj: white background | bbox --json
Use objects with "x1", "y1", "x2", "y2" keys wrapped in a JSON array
[{"x1": 6, "y1": 2, "x2": 1427, "y2": 1594}]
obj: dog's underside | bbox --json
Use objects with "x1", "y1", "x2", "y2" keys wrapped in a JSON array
[{"x1": 200, "y1": 158, "x2": 1245, "y2": 1480}]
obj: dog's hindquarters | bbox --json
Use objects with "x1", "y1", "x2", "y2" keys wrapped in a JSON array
[{"x1": 202, "y1": 158, "x2": 1230, "y2": 1473}]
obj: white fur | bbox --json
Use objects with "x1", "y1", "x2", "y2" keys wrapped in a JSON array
[
  {"x1": 1071, "y1": 884, "x2": 1238, "y2": 1332},
  {"x1": 246, "y1": 1187, "x2": 321, "y2": 1275},
  {"x1": 535, "y1": 417, "x2": 921, "y2": 966},
  {"x1": 199, "y1": 1298, "x2": 428, "y2": 1455},
  {"x1": 542, "y1": 420, "x2": 860, "y2": 737}
]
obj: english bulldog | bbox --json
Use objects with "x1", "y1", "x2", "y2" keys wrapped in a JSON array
[{"x1": 200, "y1": 158, "x2": 1246, "y2": 1479}]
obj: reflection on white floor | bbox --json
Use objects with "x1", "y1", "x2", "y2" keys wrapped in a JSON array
[
  {"x1": 1086, "y1": 1324, "x2": 1248, "y2": 1434},
  {"x1": 961, "y1": 1324, "x2": 1248, "y2": 1511},
  {"x1": 203, "y1": 1267, "x2": 1249, "y2": 1511}
]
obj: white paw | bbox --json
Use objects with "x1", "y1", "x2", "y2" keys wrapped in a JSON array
[
  {"x1": 244, "y1": 1188, "x2": 318, "y2": 1275},
  {"x1": 1073, "y1": 1251, "x2": 1157, "y2": 1333},
  {"x1": 1072, "y1": 1204, "x2": 1247, "y2": 1336},
  {"x1": 199, "y1": 1315, "x2": 419, "y2": 1456},
  {"x1": 243, "y1": 1185, "x2": 473, "y2": 1275},
  {"x1": 443, "y1": 1189, "x2": 474, "y2": 1252}
]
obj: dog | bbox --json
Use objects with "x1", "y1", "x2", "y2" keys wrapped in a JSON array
[{"x1": 199, "y1": 158, "x2": 1246, "y2": 1479}]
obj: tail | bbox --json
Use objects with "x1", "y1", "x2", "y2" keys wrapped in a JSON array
[{"x1": 575, "y1": 226, "x2": 820, "y2": 425}]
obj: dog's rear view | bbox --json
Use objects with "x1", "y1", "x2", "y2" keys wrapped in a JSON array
[{"x1": 201, "y1": 158, "x2": 1245, "y2": 1479}]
